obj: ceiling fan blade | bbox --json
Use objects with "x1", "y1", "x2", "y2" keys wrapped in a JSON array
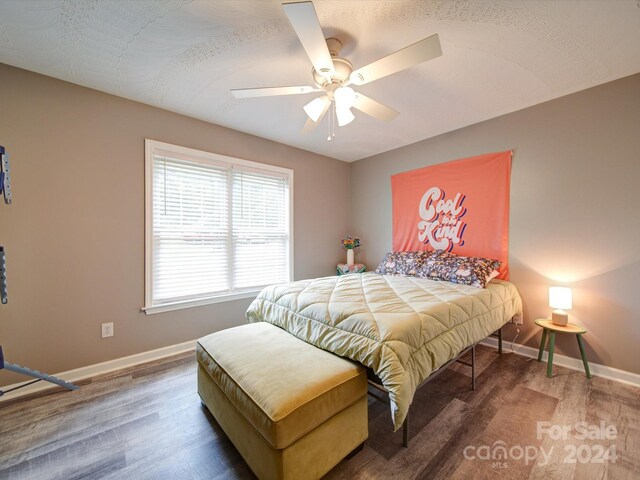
[
  {"x1": 349, "y1": 34, "x2": 442, "y2": 86},
  {"x1": 282, "y1": 1, "x2": 335, "y2": 77},
  {"x1": 231, "y1": 85, "x2": 320, "y2": 99},
  {"x1": 352, "y1": 93, "x2": 399, "y2": 122},
  {"x1": 301, "y1": 99, "x2": 330, "y2": 133}
]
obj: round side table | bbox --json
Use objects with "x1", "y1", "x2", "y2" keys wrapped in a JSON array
[{"x1": 535, "y1": 319, "x2": 591, "y2": 379}]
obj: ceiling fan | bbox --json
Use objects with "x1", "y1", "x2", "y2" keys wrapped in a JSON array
[{"x1": 231, "y1": 1, "x2": 442, "y2": 138}]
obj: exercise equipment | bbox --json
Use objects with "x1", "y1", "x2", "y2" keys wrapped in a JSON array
[
  {"x1": 0, "y1": 145, "x2": 11, "y2": 204},
  {"x1": 0, "y1": 346, "x2": 79, "y2": 397},
  {"x1": 0, "y1": 144, "x2": 78, "y2": 397}
]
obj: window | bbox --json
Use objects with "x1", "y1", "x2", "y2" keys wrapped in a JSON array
[{"x1": 144, "y1": 140, "x2": 293, "y2": 314}]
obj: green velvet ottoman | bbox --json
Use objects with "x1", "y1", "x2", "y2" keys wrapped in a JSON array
[{"x1": 197, "y1": 322, "x2": 368, "y2": 480}]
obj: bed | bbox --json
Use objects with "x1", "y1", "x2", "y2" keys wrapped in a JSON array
[
  {"x1": 247, "y1": 151, "x2": 518, "y2": 444},
  {"x1": 246, "y1": 271, "x2": 522, "y2": 433}
]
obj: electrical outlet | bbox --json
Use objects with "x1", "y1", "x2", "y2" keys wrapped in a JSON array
[
  {"x1": 510, "y1": 314, "x2": 524, "y2": 325},
  {"x1": 101, "y1": 322, "x2": 114, "y2": 338}
]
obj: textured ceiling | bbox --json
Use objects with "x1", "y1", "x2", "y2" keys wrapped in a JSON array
[{"x1": 1, "y1": 0, "x2": 639, "y2": 162}]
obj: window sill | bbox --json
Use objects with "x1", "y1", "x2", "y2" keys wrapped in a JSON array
[{"x1": 142, "y1": 290, "x2": 260, "y2": 315}]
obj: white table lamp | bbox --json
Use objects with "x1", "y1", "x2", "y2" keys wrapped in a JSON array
[{"x1": 549, "y1": 286, "x2": 572, "y2": 326}]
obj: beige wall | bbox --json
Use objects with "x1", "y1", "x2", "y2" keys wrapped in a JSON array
[
  {"x1": 1, "y1": 62, "x2": 638, "y2": 388},
  {"x1": 350, "y1": 73, "x2": 640, "y2": 374},
  {"x1": 0, "y1": 63, "x2": 350, "y2": 385}
]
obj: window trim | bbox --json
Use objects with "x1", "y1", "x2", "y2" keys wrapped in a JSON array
[{"x1": 143, "y1": 139, "x2": 294, "y2": 315}]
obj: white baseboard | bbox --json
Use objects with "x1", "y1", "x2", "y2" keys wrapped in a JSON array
[
  {"x1": 0, "y1": 339, "x2": 196, "y2": 402},
  {"x1": 3, "y1": 336, "x2": 637, "y2": 403},
  {"x1": 480, "y1": 337, "x2": 640, "y2": 388}
]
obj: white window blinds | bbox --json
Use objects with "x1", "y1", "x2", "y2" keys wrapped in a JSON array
[
  {"x1": 145, "y1": 141, "x2": 292, "y2": 313},
  {"x1": 232, "y1": 168, "x2": 290, "y2": 289}
]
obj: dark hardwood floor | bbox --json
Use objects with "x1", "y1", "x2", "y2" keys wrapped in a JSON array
[{"x1": 1, "y1": 345, "x2": 638, "y2": 479}]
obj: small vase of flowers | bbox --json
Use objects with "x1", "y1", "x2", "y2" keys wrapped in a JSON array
[{"x1": 342, "y1": 236, "x2": 361, "y2": 266}]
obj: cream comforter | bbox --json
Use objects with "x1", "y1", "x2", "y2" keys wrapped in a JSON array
[{"x1": 246, "y1": 272, "x2": 522, "y2": 429}]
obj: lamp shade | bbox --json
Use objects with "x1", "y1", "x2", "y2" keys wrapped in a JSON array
[
  {"x1": 303, "y1": 96, "x2": 330, "y2": 122},
  {"x1": 549, "y1": 287, "x2": 572, "y2": 310},
  {"x1": 334, "y1": 86, "x2": 356, "y2": 110},
  {"x1": 336, "y1": 107, "x2": 355, "y2": 127}
]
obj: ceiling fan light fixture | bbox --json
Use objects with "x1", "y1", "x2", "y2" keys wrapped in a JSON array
[
  {"x1": 234, "y1": 2, "x2": 442, "y2": 135},
  {"x1": 304, "y1": 96, "x2": 329, "y2": 122},
  {"x1": 349, "y1": 72, "x2": 365, "y2": 85},
  {"x1": 336, "y1": 107, "x2": 355, "y2": 127},
  {"x1": 334, "y1": 86, "x2": 356, "y2": 110}
]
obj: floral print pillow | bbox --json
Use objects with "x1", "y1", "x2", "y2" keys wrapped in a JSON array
[
  {"x1": 416, "y1": 254, "x2": 501, "y2": 289},
  {"x1": 375, "y1": 250, "x2": 447, "y2": 276}
]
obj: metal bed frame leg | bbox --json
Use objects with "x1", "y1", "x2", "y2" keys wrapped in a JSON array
[
  {"x1": 498, "y1": 327, "x2": 503, "y2": 355},
  {"x1": 368, "y1": 343, "x2": 481, "y2": 449},
  {"x1": 403, "y1": 413, "x2": 409, "y2": 448},
  {"x1": 471, "y1": 345, "x2": 476, "y2": 391}
]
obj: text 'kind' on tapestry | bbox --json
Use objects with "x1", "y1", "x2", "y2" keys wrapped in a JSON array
[{"x1": 391, "y1": 151, "x2": 512, "y2": 279}]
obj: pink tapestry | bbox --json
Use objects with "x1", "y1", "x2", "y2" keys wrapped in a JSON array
[{"x1": 392, "y1": 151, "x2": 512, "y2": 279}]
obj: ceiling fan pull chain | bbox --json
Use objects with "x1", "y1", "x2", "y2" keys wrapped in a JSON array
[
  {"x1": 327, "y1": 101, "x2": 332, "y2": 141},
  {"x1": 332, "y1": 101, "x2": 336, "y2": 141},
  {"x1": 327, "y1": 101, "x2": 336, "y2": 141}
]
